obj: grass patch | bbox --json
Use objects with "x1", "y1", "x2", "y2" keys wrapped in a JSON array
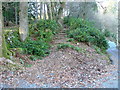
[
  {"x1": 30, "y1": 55, "x2": 42, "y2": 61},
  {"x1": 67, "y1": 38, "x2": 74, "y2": 42},
  {"x1": 57, "y1": 43, "x2": 83, "y2": 52}
]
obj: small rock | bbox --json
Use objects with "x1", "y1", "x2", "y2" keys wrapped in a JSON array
[
  {"x1": 77, "y1": 43, "x2": 79, "y2": 45},
  {"x1": 6, "y1": 59, "x2": 15, "y2": 64}
]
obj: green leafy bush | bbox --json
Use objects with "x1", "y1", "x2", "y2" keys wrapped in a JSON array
[
  {"x1": 5, "y1": 19, "x2": 59, "y2": 59},
  {"x1": 5, "y1": 30, "x2": 22, "y2": 48},
  {"x1": 5, "y1": 31, "x2": 50, "y2": 58},
  {"x1": 64, "y1": 17, "x2": 109, "y2": 51},
  {"x1": 68, "y1": 28, "x2": 90, "y2": 42},
  {"x1": 29, "y1": 20, "x2": 59, "y2": 42},
  {"x1": 67, "y1": 28, "x2": 109, "y2": 50},
  {"x1": 22, "y1": 39, "x2": 50, "y2": 57},
  {"x1": 103, "y1": 29, "x2": 111, "y2": 37},
  {"x1": 64, "y1": 17, "x2": 94, "y2": 29},
  {"x1": 63, "y1": 16, "x2": 69, "y2": 25},
  {"x1": 67, "y1": 38, "x2": 74, "y2": 42}
]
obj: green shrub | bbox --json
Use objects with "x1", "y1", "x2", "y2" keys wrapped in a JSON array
[
  {"x1": 5, "y1": 19, "x2": 59, "y2": 59},
  {"x1": 63, "y1": 17, "x2": 94, "y2": 29},
  {"x1": 5, "y1": 31, "x2": 50, "y2": 58},
  {"x1": 5, "y1": 30, "x2": 22, "y2": 48},
  {"x1": 57, "y1": 43, "x2": 82, "y2": 52},
  {"x1": 67, "y1": 38, "x2": 74, "y2": 42},
  {"x1": 103, "y1": 29, "x2": 111, "y2": 37},
  {"x1": 29, "y1": 20, "x2": 59, "y2": 42},
  {"x1": 68, "y1": 28, "x2": 90, "y2": 42},
  {"x1": 63, "y1": 16, "x2": 70, "y2": 25},
  {"x1": 37, "y1": 20, "x2": 58, "y2": 33},
  {"x1": 67, "y1": 28, "x2": 109, "y2": 50},
  {"x1": 64, "y1": 17, "x2": 109, "y2": 51},
  {"x1": 22, "y1": 39, "x2": 50, "y2": 57}
]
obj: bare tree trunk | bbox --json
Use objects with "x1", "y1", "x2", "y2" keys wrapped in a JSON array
[
  {"x1": 51, "y1": 2, "x2": 55, "y2": 20},
  {"x1": 15, "y1": 3, "x2": 18, "y2": 25},
  {"x1": 46, "y1": 3, "x2": 52, "y2": 20},
  {"x1": 83, "y1": 1, "x2": 87, "y2": 20},
  {"x1": 44, "y1": 3, "x2": 46, "y2": 20},
  {"x1": 57, "y1": 2, "x2": 65, "y2": 20},
  {"x1": 62, "y1": 8, "x2": 64, "y2": 17},
  {"x1": 47, "y1": 3, "x2": 50, "y2": 20},
  {"x1": 19, "y1": 2, "x2": 28, "y2": 42},
  {"x1": 40, "y1": 2, "x2": 42, "y2": 19},
  {"x1": 57, "y1": 2, "x2": 65, "y2": 28},
  {"x1": 49, "y1": 3, "x2": 53, "y2": 20},
  {"x1": 54, "y1": 2, "x2": 58, "y2": 19},
  {"x1": 35, "y1": 2, "x2": 38, "y2": 19},
  {"x1": 0, "y1": 2, "x2": 2, "y2": 57}
]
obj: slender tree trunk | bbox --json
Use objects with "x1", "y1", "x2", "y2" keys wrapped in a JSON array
[
  {"x1": 51, "y1": 2, "x2": 55, "y2": 20},
  {"x1": 57, "y1": 2, "x2": 65, "y2": 28},
  {"x1": 46, "y1": 3, "x2": 52, "y2": 20},
  {"x1": 40, "y1": 2, "x2": 42, "y2": 19},
  {"x1": 46, "y1": 3, "x2": 50, "y2": 20},
  {"x1": 19, "y1": 2, "x2": 28, "y2": 42},
  {"x1": 49, "y1": 3, "x2": 53, "y2": 20},
  {"x1": 82, "y1": 1, "x2": 87, "y2": 20},
  {"x1": 44, "y1": 3, "x2": 46, "y2": 20},
  {"x1": 54, "y1": 2, "x2": 58, "y2": 19},
  {"x1": 0, "y1": 2, "x2": 2, "y2": 57},
  {"x1": 63, "y1": 9, "x2": 65, "y2": 17},
  {"x1": 15, "y1": 3, "x2": 18, "y2": 25},
  {"x1": 35, "y1": 1, "x2": 38, "y2": 20},
  {"x1": 57, "y1": 2, "x2": 65, "y2": 20}
]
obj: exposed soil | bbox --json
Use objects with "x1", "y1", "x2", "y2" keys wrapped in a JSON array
[{"x1": 0, "y1": 29, "x2": 118, "y2": 88}]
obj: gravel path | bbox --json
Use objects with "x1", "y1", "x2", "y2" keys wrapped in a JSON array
[{"x1": 0, "y1": 29, "x2": 118, "y2": 88}]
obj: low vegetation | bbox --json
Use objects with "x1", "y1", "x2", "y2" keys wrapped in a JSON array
[
  {"x1": 64, "y1": 17, "x2": 110, "y2": 52},
  {"x1": 57, "y1": 43, "x2": 83, "y2": 52},
  {"x1": 29, "y1": 20, "x2": 59, "y2": 42},
  {"x1": 5, "y1": 20, "x2": 59, "y2": 61}
]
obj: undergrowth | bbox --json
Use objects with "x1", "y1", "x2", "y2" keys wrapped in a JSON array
[
  {"x1": 57, "y1": 43, "x2": 83, "y2": 53},
  {"x1": 64, "y1": 17, "x2": 111, "y2": 52},
  {"x1": 29, "y1": 20, "x2": 59, "y2": 42},
  {"x1": 5, "y1": 20, "x2": 59, "y2": 63}
]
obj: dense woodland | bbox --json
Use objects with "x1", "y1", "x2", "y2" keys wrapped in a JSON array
[{"x1": 0, "y1": 1, "x2": 119, "y2": 88}]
